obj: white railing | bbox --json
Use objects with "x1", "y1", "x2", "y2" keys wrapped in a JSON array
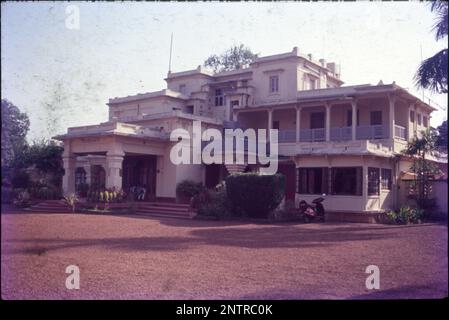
[
  {"x1": 330, "y1": 127, "x2": 352, "y2": 141},
  {"x1": 278, "y1": 129, "x2": 296, "y2": 143},
  {"x1": 394, "y1": 125, "x2": 407, "y2": 140},
  {"x1": 299, "y1": 128, "x2": 326, "y2": 142},
  {"x1": 356, "y1": 125, "x2": 388, "y2": 140}
]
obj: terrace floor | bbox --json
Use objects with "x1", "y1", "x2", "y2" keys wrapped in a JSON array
[{"x1": 1, "y1": 208, "x2": 447, "y2": 299}]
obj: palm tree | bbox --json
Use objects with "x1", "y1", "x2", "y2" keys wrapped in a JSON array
[{"x1": 414, "y1": 1, "x2": 448, "y2": 94}]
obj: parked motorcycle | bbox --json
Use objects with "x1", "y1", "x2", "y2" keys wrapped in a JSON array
[{"x1": 298, "y1": 194, "x2": 326, "y2": 223}]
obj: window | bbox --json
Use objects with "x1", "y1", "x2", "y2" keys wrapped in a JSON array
[
  {"x1": 185, "y1": 105, "x2": 194, "y2": 114},
  {"x1": 215, "y1": 89, "x2": 224, "y2": 106},
  {"x1": 370, "y1": 111, "x2": 382, "y2": 125},
  {"x1": 269, "y1": 75, "x2": 279, "y2": 93},
  {"x1": 331, "y1": 167, "x2": 363, "y2": 196},
  {"x1": 272, "y1": 121, "x2": 280, "y2": 130},
  {"x1": 297, "y1": 168, "x2": 328, "y2": 194},
  {"x1": 368, "y1": 167, "x2": 380, "y2": 196},
  {"x1": 381, "y1": 168, "x2": 392, "y2": 190},
  {"x1": 231, "y1": 100, "x2": 239, "y2": 107},
  {"x1": 179, "y1": 84, "x2": 186, "y2": 94},
  {"x1": 423, "y1": 116, "x2": 428, "y2": 127},
  {"x1": 417, "y1": 113, "x2": 422, "y2": 125},
  {"x1": 347, "y1": 110, "x2": 360, "y2": 126},
  {"x1": 410, "y1": 110, "x2": 415, "y2": 123}
]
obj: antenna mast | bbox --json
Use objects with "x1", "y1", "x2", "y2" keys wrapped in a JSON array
[{"x1": 168, "y1": 33, "x2": 173, "y2": 73}]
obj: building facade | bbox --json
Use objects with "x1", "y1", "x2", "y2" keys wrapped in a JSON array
[{"x1": 55, "y1": 47, "x2": 437, "y2": 213}]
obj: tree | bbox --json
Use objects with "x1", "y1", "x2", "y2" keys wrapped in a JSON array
[
  {"x1": 414, "y1": 1, "x2": 448, "y2": 93},
  {"x1": 403, "y1": 129, "x2": 441, "y2": 210},
  {"x1": 435, "y1": 120, "x2": 447, "y2": 152},
  {"x1": 204, "y1": 44, "x2": 258, "y2": 73},
  {"x1": 1, "y1": 99, "x2": 30, "y2": 174}
]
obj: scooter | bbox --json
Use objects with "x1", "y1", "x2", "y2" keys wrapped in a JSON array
[{"x1": 298, "y1": 194, "x2": 326, "y2": 223}]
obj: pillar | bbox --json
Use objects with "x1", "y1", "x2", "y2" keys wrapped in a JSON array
[
  {"x1": 296, "y1": 106, "x2": 301, "y2": 142},
  {"x1": 83, "y1": 164, "x2": 92, "y2": 185},
  {"x1": 362, "y1": 163, "x2": 368, "y2": 212},
  {"x1": 267, "y1": 109, "x2": 273, "y2": 142},
  {"x1": 389, "y1": 95, "x2": 396, "y2": 139},
  {"x1": 105, "y1": 152, "x2": 124, "y2": 190},
  {"x1": 325, "y1": 103, "x2": 331, "y2": 142},
  {"x1": 351, "y1": 100, "x2": 357, "y2": 141},
  {"x1": 62, "y1": 156, "x2": 76, "y2": 195}
]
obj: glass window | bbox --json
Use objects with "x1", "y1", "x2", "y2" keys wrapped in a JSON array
[
  {"x1": 417, "y1": 114, "x2": 422, "y2": 125},
  {"x1": 331, "y1": 167, "x2": 362, "y2": 195},
  {"x1": 269, "y1": 75, "x2": 279, "y2": 93},
  {"x1": 410, "y1": 110, "x2": 415, "y2": 123},
  {"x1": 179, "y1": 84, "x2": 186, "y2": 94},
  {"x1": 368, "y1": 167, "x2": 380, "y2": 196},
  {"x1": 423, "y1": 116, "x2": 428, "y2": 127},
  {"x1": 215, "y1": 89, "x2": 224, "y2": 106},
  {"x1": 381, "y1": 168, "x2": 392, "y2": 190},
  {"x1": 297, "y1": 168, "x2": 328, "y2": 194}
]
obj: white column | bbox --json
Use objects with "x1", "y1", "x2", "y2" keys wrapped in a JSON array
[
  {"x1": 105, "y1": 152, "x2": 124, "y2": 190},
  {"x1": 267, "y1": 109, "x2": 273, "y2": 142},
  {"x1": 389, "y1": 95, "x2": 396, "y2": 140},
  {"x1": 362, "y1": 163, "x2": 368, "y2": 212},
  {"x1": 232, "y1": 111, "x2": 238, "y2": 122},
  {"x1": 83, "y1": 164, "x2": 92, "y2": 185},
  {"x1": 296, "y1": 106, "x2": 301, "y2": 142},
  {"x1": 325, "y1": 103, "x2": 331, "y2": 142},
  {"x1": 62, "y1": 156, "x2": 76, "y2": 195},
  {"x1": 351, "y1": 100, "x2": 357, "y2": 141}
]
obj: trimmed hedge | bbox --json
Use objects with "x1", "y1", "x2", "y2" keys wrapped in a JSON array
[{"x1": 226, "y1": 173, "x2": 285, "y2": 218}]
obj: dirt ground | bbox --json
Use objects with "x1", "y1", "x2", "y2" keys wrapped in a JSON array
[{"x1": 1, "y1": 210, "x2": 447, "y2": 300}]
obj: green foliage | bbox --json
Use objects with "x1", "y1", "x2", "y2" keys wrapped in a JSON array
[
  {"x1": 226, "y1": 173, "x2": 285, "y2": 218},
  {"x1": 385, "y1": 206, "x2": 424, "y2": 224},
  {"x1": 414, "y1": 1, "x2": 448, "y2": 93},
  {"x1": 176, "y1": 180, "x2": 205, "y2": 199},
  {"x1": 11, "y1": 170, "x2": 30, "y2": 188},
  {"x1": 13, "y1": 188, "x2": 31, "y2": 208},
  {"x1": 196, "y1": 188, "x2": 234, "y2": 219},
  {"x1": 1, "y1": 99, "x2": 30, "y2": 171},
  {"x1": 272, "y1": 200, "x2": 300, "y2": 221},
  {"x1": 436, "y1": 120, "x2": 447, "y2": 152},
  {"x1": 204, "y1": 44, "x2": 258, "y2": 73}
]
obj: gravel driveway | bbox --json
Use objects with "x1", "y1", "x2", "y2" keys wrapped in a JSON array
[{"x1": 1, "y1": 211, "x2": 447, "y2": 299}]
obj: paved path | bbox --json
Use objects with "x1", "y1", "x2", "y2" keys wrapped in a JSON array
[{"x1": 1, "y1": 211, "x2": 447, "y2": 299}]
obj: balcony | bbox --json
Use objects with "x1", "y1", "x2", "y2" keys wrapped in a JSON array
[{"x1": 277, "y1": 124, "x2": 405, "y2": 143}]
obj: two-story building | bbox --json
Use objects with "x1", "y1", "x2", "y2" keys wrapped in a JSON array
[{"x1": 55, "y1": 47, "x2": 437, "y2": 216}]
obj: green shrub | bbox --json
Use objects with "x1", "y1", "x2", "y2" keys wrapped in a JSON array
[
  {"x1": 11, "y1": 170, "x2": 30, "y2": 188},
  {"x1": 13, "y1": 188, "x2": 30, "y2": 208},
  {"x1": 197, "y1": 188, "x2": 233, "y2": 219},
  {"x1": 272, "y1": 200, "x2": 300, "y2": 221},
  {"x1": 176, "y1": 180, "x2": 205, "y2": 202},
  {"x1": 226, "y1": 173, "x2": 285, "y2": 218},
  {"x1": 385, "y1": 206, "x2": 424, "y2": 224}
]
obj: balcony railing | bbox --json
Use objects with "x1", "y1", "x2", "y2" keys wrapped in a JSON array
[
  {"x1": 330, "y1": 126, "x2": 352, "y2": 141},
  {"x1": 299, "y1": 128, "x2": 326, "y2": 142},
  {"x1": 394, "y1": 124, "x2": 407, "y2": 140},
  {"x1": 278, "y1": 129, "x2": 296, "y2": 143},
  {"x1": 356, "y1": 125, "x2": 388, "y2": 140}
]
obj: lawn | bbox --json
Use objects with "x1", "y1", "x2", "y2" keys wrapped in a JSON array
[{"x1": 1, "y1": 210, "x2": 447, "y2": 299}]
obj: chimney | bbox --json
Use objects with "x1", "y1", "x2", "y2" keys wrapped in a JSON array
[
  {"x1": 292, "y1": 46, "x2": 299, "y2": 55},
  {"x1": 319, "y1": 58, "x2": 326, "y2": 67},
  {"x1": 326, "y1": 62, "x2": 336, "y2": 73},
  {"x1": 307, "y1": 54, "x2": 313, "y2": 61}
]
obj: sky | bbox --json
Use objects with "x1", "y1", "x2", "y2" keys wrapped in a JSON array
[{"x1": 1, "y1": 1, "x2": 447, "y2": 141}]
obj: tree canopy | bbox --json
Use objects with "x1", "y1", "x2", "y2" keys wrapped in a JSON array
[
  {"x1": 1, "y1": 99, "x2": 30, "y2": 170},
  {"x1": 435, "y1": 120, "x2": 448, "y2": 152},
  {"x1": 204, "y1": 44, "x2": 258, "y2": 73},
  {"x1": 414, "y1": 1, "x2": 448, "y2": 93}
]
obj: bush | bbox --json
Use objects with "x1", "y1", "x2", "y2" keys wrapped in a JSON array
[
  {"x1": 76, "y1": 183, "x2": 89, "y2": 197},
  {"x1": 385, "y1": 206, "x2": 424, "y2": 224},
  {"x1": 271, "y1": 199, "x2": 300, "y2": 221},
  {"x1": 11, "y1": 170, "x2": 30, "y2": 188},
  {"x1": 13, "y1": 188, "x2": 30, "y2": 208},
  {"x1": 196, "y1": 188, "x2": 233, "y2": 219},
  {"x1": 226, "y1": 173, "x2": 285, "y2": 218},
  {"x1": 176, "y1": 180, "x2": 205, "y2": 202}
]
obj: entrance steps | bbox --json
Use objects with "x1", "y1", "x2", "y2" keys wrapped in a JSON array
[
  {"x1": 135, "y1": 202, "x2": 193, "y2": 219},
  {"x1": 27, "y1": 200, "x2": 71, "y2": 213}
]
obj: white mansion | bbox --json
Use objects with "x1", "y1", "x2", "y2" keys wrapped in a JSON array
[{"x1": 55, "y1": 47, "x2": 437, "y2": 214}]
